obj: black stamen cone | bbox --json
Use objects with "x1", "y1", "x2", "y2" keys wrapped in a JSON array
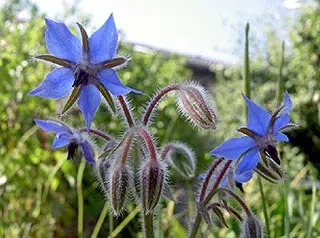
[
  {"x1": 236, "y1": 182, "x2": 245, "y2": 193},
  {"x1": 73, "y1": 68, "x2": 89, "y2": 87},
  {"x1": 68, "y1": 142, "x2": 79, "y2": 160},
  {"x1": 264, "y1": 145, "x2": 280, "y2": 165}
]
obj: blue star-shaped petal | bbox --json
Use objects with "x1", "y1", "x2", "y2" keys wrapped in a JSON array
[
  {"x1": 29, "y1": 14, "x2": 142, "y2": 129},
  {"x1": 210, "y1": 92, "x2": 293, "y2": 183},
  {"x1": 34, "y1": 119, "x2": 95, "y2": 164}
]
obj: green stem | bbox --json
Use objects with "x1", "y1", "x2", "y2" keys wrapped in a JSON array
[
  {"x1": 42, "y1": 156, "x2": 68, "y2": 202},
  {"x1": 276, "y1": 41, "x2": 285, "y2": 106},
  {"x1": 188, "y1": 213, "x2": 202, "y2": 238},
  {"x1": 77, "y1": 160, "x2": 86, "y2": 238},
  {"x1": 284, "y1": 179, "x2": 290, "y2": 238},
  {"x1": 90, "y1": 201, "x2": 109, "y2": 238},
  {"x1": 188, "y1": 183, "x2": 194, "y2": 218},
  {"x1": 109, "y1": 212, "x2": 114, "y2": 235},
  {"x1": 118, "y1": 96, "x2": 135, "y2": 127},
  {"x1": 244, "y1": 22, "x2": 250, "y2": 104},
  {"x1": 110, "y1": 207, "x2": 140, "y2": 237},
  {"x1": 257, "y1": 177, "x2": 270, "y2": 237},
  {"x1": 189, "y1": 160, "x2": 231, "y2": 238},
  {"x1": 243, "y1": 22, "x2": 271, "y2": 237},
  {"x1": 143, "y1": 212, "x2": 154, "y2": 238},
  {"x1": 307, "y1": 182, "x2": 316, "y2": 238},
  {"x1": 156, "y1": 205, "x2": 163, "y2": 238}
]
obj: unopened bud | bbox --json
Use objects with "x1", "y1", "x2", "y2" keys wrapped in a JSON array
[
  {"x1": 255, "y1": 159, "x2": 283, "y2": 183},
  {"x1": 241, "y1": 215, "x2": 264, "y2": 238},
  {"x1": 140, "y1": 159, "x2": 166, "y2": 213},
  {"x1": 96, "y1": 157, "x2": 112, "y2": 193},
  {"x1": 161, "y1": 142, "x2": 196, "y2": 179},
  {"x1": 177, "y1": 83, "x2": 217, "y2": 129},
  {"x1": 109, "y1": 163, "x2": 131, "y2": 215}
]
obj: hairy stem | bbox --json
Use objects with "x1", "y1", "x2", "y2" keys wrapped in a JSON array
[
  {"x1": 188, "y1": 213, "x2": 202, "y2": 238},
  {"x1": 143, "y1": 212, "x2": 154, "y2": 238},
  {"x1": 120, "y1": 132, "x2": 134, "y2": 164},
  {"x1": 77, "y1": 159, "x2": 86, "y2": 238},
  {"x1": 207, "y1": 203, "x2": 243, "y2": 222},
  {"x1": 138, "y1": 127, "x2": 157, "y2": 162},
  {"x1": 80, "y1": 128, "x2": 114, "y2": 141},
  {"x1": 198, "y1": 157, "x2": 224, "y2": 202},
  {"x1": 118, "y1": 95, "x2": 134, "y2": 127},
  {"x1": 258, "y1": 177, "x2": 270, "y2": 237},
  {"x1": 190, "y1": 159, "x2": 230, "y2": 238},
  {"x1": 143, "y1": 84, "x2": 180, "y2": 125},
  {"x1": 203, "y1": 160, "x2": 232, "y2": 205},
  {"x1": 218, "y1": 188, "x2": 252, "y2": 217}
]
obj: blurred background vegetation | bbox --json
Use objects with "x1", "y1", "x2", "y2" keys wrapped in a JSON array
[{"x1": 0, "y1": 0, "x2": 319, "y2": 237}]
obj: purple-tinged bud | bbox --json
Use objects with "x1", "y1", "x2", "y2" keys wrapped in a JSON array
[
  {"x1": 140, "y1": 159, "x2": 166, "y2": 214},
  {"x1": 255, "y1": 159, "x2": 283, "y2": 183},
  {"x1": 177, "y1": 83, "x2": 217, "y2": 129},
  {"x1": 109, "y1": 162, "x2": 132, "y2": 216},
  {"x1": 241, "y1": 215, "x2": 264, "y2": 238},
  {"x1": 160, "y1": 142, "x2": 196, "y2": 179}
]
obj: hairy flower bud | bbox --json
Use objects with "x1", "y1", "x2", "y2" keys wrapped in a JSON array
[
  {"x1": 161, "y1": 142, "x2": 196, "y2": 179},
  {"x1": 241, "y1": 215, "x2": 264, "y2": 238},
  {"x1": 96, "y1": 157, "x2": 112, "y2": 193},
  {"x1": 255, "y1": 158, "x2": 283, "y2": 183},
  {"x1": 177, "y1": 83, "x2": 217, "y2": 129},
  {"x1": 109, "y1": 162, "x2": 131, "y2": 215},
  {"x1": 140, "y1": 159, "x2": 166, "y2": 213}
]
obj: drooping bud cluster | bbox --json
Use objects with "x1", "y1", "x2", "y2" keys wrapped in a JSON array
[
  {"x1": 138, "y1": 127, "x2": 167, "y2": 214},
  {"x1": 160, "y1": 142, "x2": 196, "y2": 179},
  {"x1": 95, "y1": 132, "x2": 135, "y2": 215},
  {"x1": 177, "y1": 82, "x2": 217, "y2": 129}
]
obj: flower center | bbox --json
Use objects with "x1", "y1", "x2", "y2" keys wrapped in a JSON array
[
  {"x1": 73, "y1": 64, "x2": 95, "y2": 87},
  {"x1": 67, "y1": 141, "x2": 79, "y2": 160},
  {"x1": 263, "y1": 144, "x2": 280, "y2": 165}
]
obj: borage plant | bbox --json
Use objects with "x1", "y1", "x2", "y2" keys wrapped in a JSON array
[{"x1": 30, "y1": 15, "x2": 295, "y2": 238}]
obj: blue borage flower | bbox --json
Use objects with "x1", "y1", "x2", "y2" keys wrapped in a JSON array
[
  {"x1": 34, "y1": 119, "x2": 95, "y2": 164},
  {"x1": 29, "y1": 14, "x2": 142, "y2": 129},
  {"x1": 210, "y1": 92, "x2": 293, "y2": 183}
]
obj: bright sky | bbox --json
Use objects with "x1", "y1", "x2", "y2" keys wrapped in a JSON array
[{"x1": 29, "y1": 0, "x2": 301, "y2": 63}]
